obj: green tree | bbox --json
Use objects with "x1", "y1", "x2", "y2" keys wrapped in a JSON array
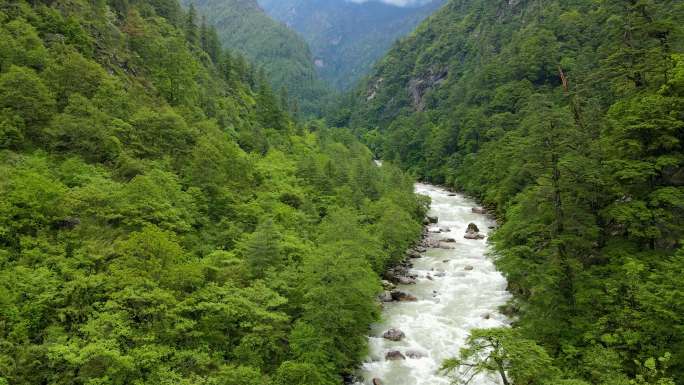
[
  {"x1": 272, "y1": 361, "x2": 330, "y2": 385},
  {"x1": 185, "y1": 3, "x2": 199, "y2": 46},
  {"x1": 0, "y1": 65, "x2": 54, "y2": 138},
  {"x1": 441, "y1": 328, "x2": 558, "y2": 385},
  {"x1": 240, "y1": 219, "x2": 282, "y2": 278}
]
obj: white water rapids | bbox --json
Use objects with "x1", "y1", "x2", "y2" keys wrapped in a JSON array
[{"x1": 356, "y1": 183, "x2": 512, "y2": 385}]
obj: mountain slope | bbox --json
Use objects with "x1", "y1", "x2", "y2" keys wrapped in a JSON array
[
  {"x1": 186, "y1": 0, "x2": 331, "y2": 115},
  {"x1": 259, "y1": 0, "x2": 445, "y2": 90},
  {"x1": 342, "y1": 0, "x2": 684, "y2": 381},
  {"x1": 0, "y1": 0, "x2": 424, "y2": 384}
]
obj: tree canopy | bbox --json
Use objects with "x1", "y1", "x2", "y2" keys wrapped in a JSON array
[{"x1": 0, "y1": 0, "x2": 425, "y2": 384}]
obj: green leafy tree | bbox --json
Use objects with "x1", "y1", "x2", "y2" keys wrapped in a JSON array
[
  {"x1": 0, "y1": 65, "x2": 54, "y2": 138},
  {"x1": 272, "y1": 361, "x2": 331, "y2": 385},
  {"x1": 441, "y1": 328, "x2": 558, "y2": 385}
]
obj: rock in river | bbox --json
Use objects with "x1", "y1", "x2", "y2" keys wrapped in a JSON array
[
  {"x1": 385, "y1": 350, "x2": 406, "y2": 360},
  {"x1": 405, "y1": 350, "x2": 426, "y2": 359},
  {"x1": 407, "y1": 250, "x2": 422, "y2": 259},
  {"x1": 379, "y1": 291, "x2": 393, "y2": 302},
  {"x1": 464, "y1": 232, "x2": 485, "y2": 240},
  {"x1": 472, "y1": 207, "x2": 487, "y2": 214},
  {"x1": 397, "y1": 276, "x2": 417, "y2": 285},
  {"x1": 382, "y1": 328, "x2": 405, "y2": 341},
  {"x1": 391, "y1": 290, "x2": 418, "y2": 301},
  {"x1": 464, "y1": 223, "x2": 485, "y2": 240},
  {"x1": 427, "y1": 215, "x2": 438, "y2": 223}
]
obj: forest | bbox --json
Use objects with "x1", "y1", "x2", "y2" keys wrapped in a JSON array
[
  {"x1": 2, "y1": 0, "x2": 684, "y2": 384},
  {"x1": 339, "y1": 0, "x2": 684, "y2": 383},
  {"x1": 184, "y1": 0, "x2": 332, "y2": 117},
  {"x1": 0, "y1": 0, "x2": 425, "y2": 384},
  {"x1": 256, "y1": 0, "x2": 445, "y2": 90}
]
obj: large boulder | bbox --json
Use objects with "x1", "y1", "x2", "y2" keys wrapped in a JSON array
[
  {"x1": 391, "y1": 265, "x2": 409, "y2": 276},
  {"x1": 379, "y1": 291, "x2": 393, "y2": 302},
  {"x1": 382, "y1": 328, "x2": 405, "y2": 341},
  {"x1": 385, "y1": 350, "x2": 406, "y2": 360},
  {"x1": 407, "y1": 250, "x2": 422, "y2": 259},
  {"x1": 402, "y1": 294, "x2": 418, "y2": 301},
  {"x1": 391, "y1": 290, "x2": 417, "y2": 301},
  {"x1": 464, "y1": 223, "x2": 485, "y2": 240},
  {"x1": 464, "y1": 232, "x2": 485, "y2": 240},
  {"x1": 397, "y1": 276, "x2": 417, "y2": 285}
]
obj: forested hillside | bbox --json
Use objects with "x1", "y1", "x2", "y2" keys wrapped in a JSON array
[
  {"x1": 184, "y1": 0, "x2": 332, "y2": 116},
  {"x1": 258, "y1": 0, "x2": 445, "y2": 90},
  {"x1": 340, "y1": 0, "x2": 684, "y2": 382},
  {"x1": 0, "y1": 0, "x2": 425, "y2": 384}
]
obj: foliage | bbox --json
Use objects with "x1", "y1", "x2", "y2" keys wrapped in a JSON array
[
  {"x1": 185, "y1": 0, "x2": 332, "y2": 117},
  {"x1": 0, "y1": 0, "x2": 425, "y2": 384},
  {"x1": 344, "y1": 0, "x2": 684, "y2": 383},
  {"x1": 258, "y1": 0, "x2": 446, "y2": 90},
  {"x1": 441, "y1": 328, "x2": 557, "y2": 385}
]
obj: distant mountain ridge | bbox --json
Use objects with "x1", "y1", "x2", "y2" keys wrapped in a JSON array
[
  {"x1": 186, "y1": 0, "x2": 331, "y2": 115},
  {"x1": 258, "y1": 0, "x2": 445, "y2": 90}
]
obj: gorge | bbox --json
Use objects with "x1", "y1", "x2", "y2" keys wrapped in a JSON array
[
  {"x1": 0, "y1": 0, "x2": 683, "y2": 384},
  {"x1": 357, "y1": 183, "x2": 510, "y2": 385}
]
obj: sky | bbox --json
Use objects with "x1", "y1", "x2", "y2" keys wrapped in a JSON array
[{"x1": 347, "y1": 0, "x2": 434, "y2": 6}]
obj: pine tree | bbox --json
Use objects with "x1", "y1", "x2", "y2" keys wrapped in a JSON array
[
  {"x1": 185, "y1": 3, "x2": 199, "y2": 46},
  {"x1": 241, "y1": 219, "x2": 282, "y2": 278}
]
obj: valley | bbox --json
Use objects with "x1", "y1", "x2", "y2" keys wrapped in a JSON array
[{"x1": 0, "y1": 0, "x2": 683, "y2": 385}]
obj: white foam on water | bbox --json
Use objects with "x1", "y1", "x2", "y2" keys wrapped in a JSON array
[{"x1": 356, "y1": 183, "x2": 511, "y2": 385}]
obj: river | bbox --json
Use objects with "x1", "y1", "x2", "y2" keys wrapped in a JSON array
[{"x1": 356, "y1": 183, "x2": 511, "y2": 385}]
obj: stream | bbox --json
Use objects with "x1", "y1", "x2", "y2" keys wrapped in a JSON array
[{"x1": 356, "y1": 183, "x2": 511, "y2": 385}]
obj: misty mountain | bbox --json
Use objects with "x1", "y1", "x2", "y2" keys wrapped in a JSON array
[{"x1": 258, "y1": 0, "x2": 445, "y2": 90}]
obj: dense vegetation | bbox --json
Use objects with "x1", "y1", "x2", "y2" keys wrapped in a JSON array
[
  {"x1": 258, "y1": 0, "x2": 445, "y2": 90},
  {"x1": 340, "y1": 0, "x2": 684, "y2": 383},
  {"x1": 0, "y1": 0, "x2": 426, "y2": 384},
  {"x1": 184, "y1": 0, "x2": 332, "y2": 116}
]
